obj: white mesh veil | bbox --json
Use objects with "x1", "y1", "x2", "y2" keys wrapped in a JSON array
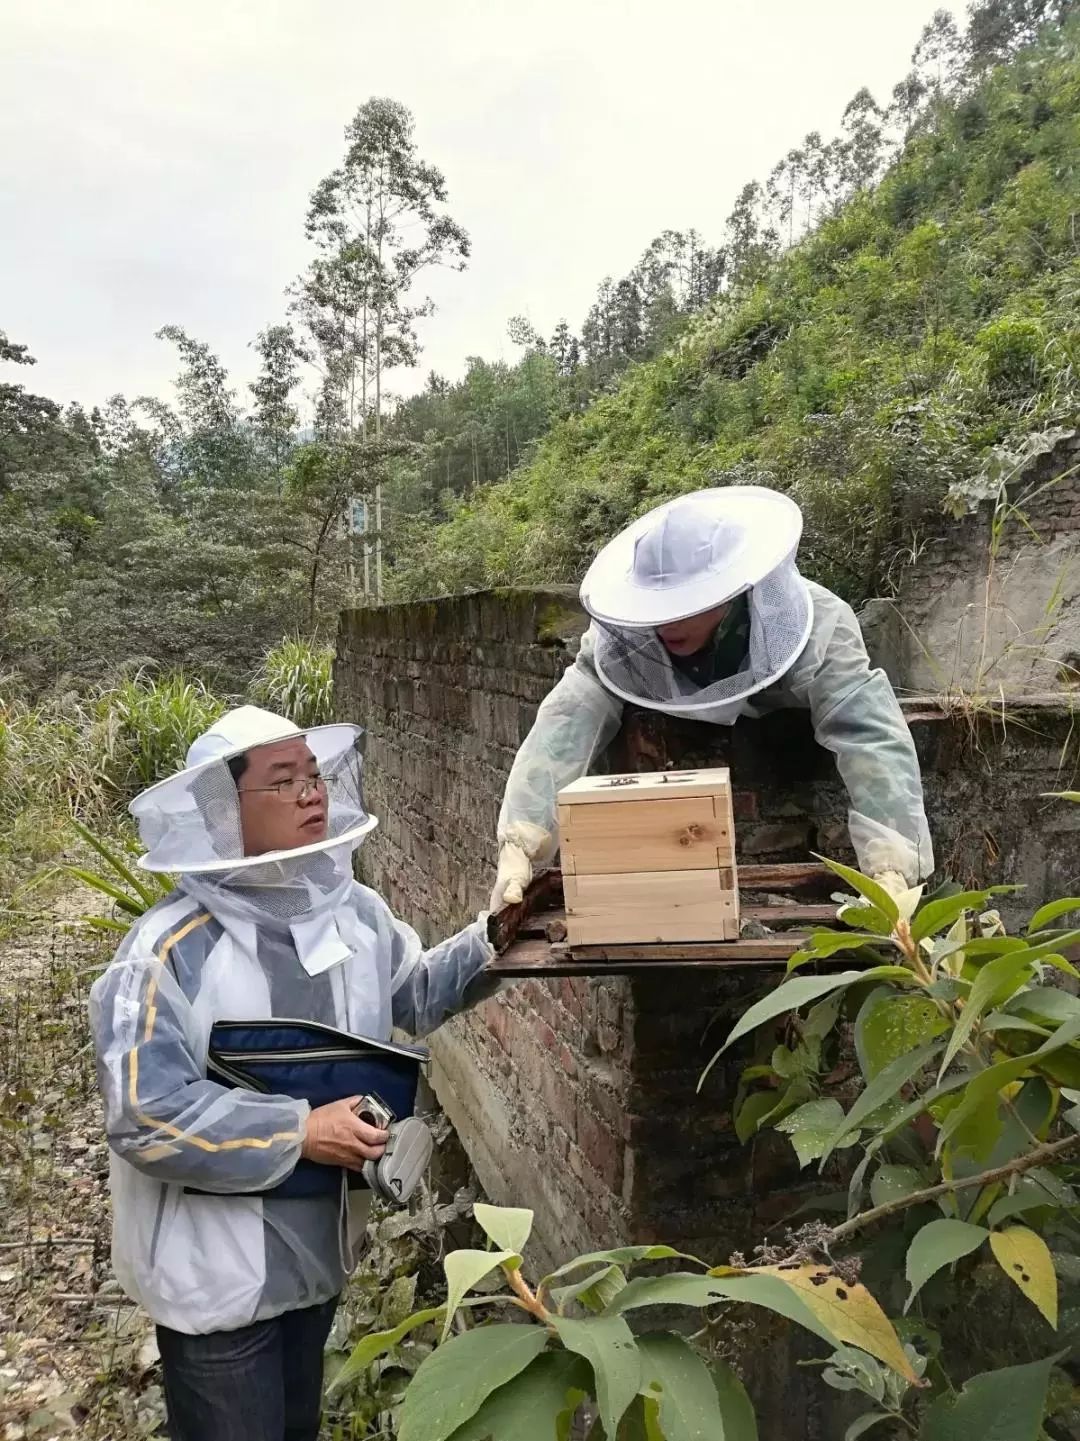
[
  {"x1": 130, "y1": 724, "x2": 374, "y2": 875},
  {"x1": 129, "y1": 720, "x2": 377, "y2": 971},
  {"x1": 592, "y1": 556, "x2": 814, "y2": 714}
]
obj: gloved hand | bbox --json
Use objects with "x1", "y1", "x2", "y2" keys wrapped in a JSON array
[
  {"x1": 873, "y1": 869, "x2": 911, "y2": 901},
  {"x1": 489, "y1": 821, "x2": 553, "y2": 912}
]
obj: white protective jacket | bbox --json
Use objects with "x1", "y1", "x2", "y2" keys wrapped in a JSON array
[
  {"x1": 90, "y1": 874, "x2": 492, "y2": 1335},
  {"x1": 498, "y1": 581, "x2": 933, "y2": 884}
]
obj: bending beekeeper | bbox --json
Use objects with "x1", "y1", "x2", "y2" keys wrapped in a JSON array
[
  {"x1": 89, "y1": 706, "x2": 498, "y2": 1441},
  {"x1": 491, "y1": 486, "x2": 932, "y2": 910}
]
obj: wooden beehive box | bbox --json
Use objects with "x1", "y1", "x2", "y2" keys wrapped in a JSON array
[{"x1": 557, "y1": 768, "x2": 738, "y2": 945}]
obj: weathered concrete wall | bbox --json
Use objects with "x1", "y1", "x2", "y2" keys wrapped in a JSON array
[{"x1": 866, "y1": 430, "x2": 1080, "y2": 694}]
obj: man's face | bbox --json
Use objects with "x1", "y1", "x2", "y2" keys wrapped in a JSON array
[
  {"x1": 235, "y1": 737, "x2": 328, "y2": 856},
  {"x1": 654, "y1": 602, "x2": 731, "y2": 657}
]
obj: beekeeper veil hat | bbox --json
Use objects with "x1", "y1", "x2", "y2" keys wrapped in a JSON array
[
  {"x1": 581, "y1": 486, "x2": 814, "y2": 717},
  {"x1": 128, "y1": 705, "x2": 378, "y2": 975}
]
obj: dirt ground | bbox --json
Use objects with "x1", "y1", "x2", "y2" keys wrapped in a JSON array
[
  {"x1": 0, "y1": 886, "x2": 480, "y2": 1441},
  {"x1": 0, "y1": 889, "x2": 165, "y2": 1440}
]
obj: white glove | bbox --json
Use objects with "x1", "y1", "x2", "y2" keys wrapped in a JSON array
[
  {"x1": 872, "y1": 869, "x2": 910, "y2": 901},
  {"x1": 489, "y1": 821, "x2": 552, "y2": 912}
]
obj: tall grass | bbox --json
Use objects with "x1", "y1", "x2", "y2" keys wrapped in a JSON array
[
  {"x1": 251, "y1": 636, "x2": 335, "y2": 728},
  {"x1": 1, "y1": 641, "x2": 332, "y2": 915},
  {"x1": 0, "y1": 669, "x2": 228, "y2": 906},
  {"x1": 97, "y1": 670, "x2": 226, "y2": 798}
]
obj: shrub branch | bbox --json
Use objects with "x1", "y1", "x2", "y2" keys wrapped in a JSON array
[{"x1": 827, "y1": 1131, "x2": 1080, "y2": 1244}]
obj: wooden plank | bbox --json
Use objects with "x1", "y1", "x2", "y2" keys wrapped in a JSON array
[
  {"x1": 561, "y1": 795, "x2": 731, "y2": 874},
  {"x1": 558, "y1": 767, "x2": 731, "y2": 804},
  {"x1": 742, "y1": 903, "x2": 837, "y2": 927},
  {"x1": 487, "y1": 937, "x2": 800, "y2": 976},
  {"x1": 512, "y1": 900, "x2": 834, "y2": 938},
  {"x1": 737, "y1": 863, "x2": 834, "y2": 894},
  {"x1": 570, "y1": 936, "x2": 796, "y2": 962},
  {"x1": 564, "y1": 869, "x2": 737, "y2": 945}
]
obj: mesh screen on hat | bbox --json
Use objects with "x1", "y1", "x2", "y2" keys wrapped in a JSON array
[
  {"x1": 592, "y1": 557, "x2": 813, "y2": 712},
  {"x1": 131, "y1": 724, "x2": 371, "y2": 874}
]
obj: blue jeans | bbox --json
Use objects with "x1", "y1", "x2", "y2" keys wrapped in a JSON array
[{"x1": 156, "y1": 1297, "x2": 338, "y2": 1441}]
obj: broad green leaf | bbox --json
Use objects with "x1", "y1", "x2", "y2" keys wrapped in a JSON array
[
  {"x1": 803, "y1": 928, "x2": 891, "y2": 957},
  {"x1": 550, "y1": 1265, "x2": 627, "y2": 1315},
  {"x1": 445, "y1": 1351, "x2": 591, "y2": 1441},
  {"x1": 712, "y1": 1360, "x2": 758, "y2": 1441},
  {"x1": 917, "y1": 1355, "x2": 1055, "y2": 1441},
  {"x1": 1004, "y1": 987, "x2": 1080, "y2": 1025},
  {"x1": 817, "y1": 856, "x2": 899, "y2": 925},
  {"x1": 936, "y1": 1016, "x2": 1080, "y2": 1154},
  {"x1": 608, "y1": 1272, "x2": 836, "y2": 1350},
  {"x1": 803, "y1": 991, "x2": 846, "y2": 1040},
  {"x1": 838, "y1": 903, "x2": 896, "y2": 936},
  {"x1": 870, "y1": 1165, "x2": 924, "y2": 1208},
  {"x1": 329, "y1": 1306, "x2": 444, "y2": 1396},
  {"x1": 441, "y1": 1250, "x2": 519, "y2": 1341},
  {"x1": 775, "y1": 1099, "x2": 856, "y2": 1167},
  {"x1": 636, "y1": 1334, "x2": 726, "y2": 1441},
  {"x1": 1005, "y1": 929, "x2": 1080, "y2": 969},
  {"x1": 937, "y1": 952, "x2": 1040, "y2": 1080},
  {"x1": 398, "y1": 1325, "x2": 549, "y2": 1441},
  {"x1": 1028, "y1": 897, "x2": 1080, "y2": 933},
  {"x1": 846, "y1": 1415, "x2": 893, "y2": 1440},
  {"x1": 550, "y1": 1315, "x2": 640, "y2": 1438},
  {"x1": 749, "y1": 1265, "x2": 918, "y2": 1383},
  {"x1": 904, "y1": 1219, "x2": 987, "y2": 1311},
  {"x1": 819, "y1": 1346, "x2": 886, "y2": 1401},
  {"x1": 981, "y1": 1012, "x2": 1050, "y2": 1038},
  {"x1": 735, "y1": 1090, "x2": 783, "y2": 1143},
  {"x1": 822, "y1": 1039, "x2": 946, "y2": 1162},
  {"x1": 987, "y1": 1181, "x2": 1062, "y2": 1228},
  {"x1": 855, "y1": 988, "x2": 949, "y2": 1081},
  {"x1": 474, "y1": 1204, "x2": 534, "y2": 1256},
  {"x1": 541, "y1": 1246, "x2": 701, "y2": 1287},
  {"x1": 912, "y1": 890, "x2": 998, "y2": 943},
  {"x1": 701, "y1": 968, "x2": 914, "y2": 1087},
  {"x1": 988, "y1": 1227, "x2": 1058, "y2": 1328}
]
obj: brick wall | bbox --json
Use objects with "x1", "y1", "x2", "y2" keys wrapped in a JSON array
[
  {"x1": 336, "y1": 587, "x2": 1080, "y2": 1437},
  {"x1": 336, "y1": 588, "x2": 1080, "y2": 1275}
]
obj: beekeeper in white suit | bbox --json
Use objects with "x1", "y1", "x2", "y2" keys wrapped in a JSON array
[
  {"x1": 491, "y1": 486, "x2": 932, "y2": 911},
  {"x1": 89, "y1": 705, "x2": 497, "y2": 1441}
]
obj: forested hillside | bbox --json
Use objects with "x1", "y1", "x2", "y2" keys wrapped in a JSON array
[
  {"x1": 385, "y1": 1, "x2": 1080, "y2": 605},
  {"x1": 2, "y1": 0, "x2": 1078, "y2": 699}
]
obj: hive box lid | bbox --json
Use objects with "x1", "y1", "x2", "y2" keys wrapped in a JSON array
[{"x1": 558, "y1": 767, "x2": 731, "y2": 805}]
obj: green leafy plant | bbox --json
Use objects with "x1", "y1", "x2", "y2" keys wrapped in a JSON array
[
  {"x1": 334, "y1": 1202, "x2": 919, "y2": 1440},
  {"x1": 251, "y1": 636, "x2": 335, "y2": 729},
  {"x1": 707, "y1": 854, "x2": 1080, "y2": 1437},
  {"x1": 97, "y1": 669, "x2": 226, "y2": 798},
  {"x1": 62, "y1": 820, "x2": 174, "y2": 935}
]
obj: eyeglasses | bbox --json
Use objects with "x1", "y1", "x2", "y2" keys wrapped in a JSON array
[{"x1": 238, "y1": 775, "x2": 327, "y2": 803}]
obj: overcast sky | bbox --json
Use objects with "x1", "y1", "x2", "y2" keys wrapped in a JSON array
[{"x1": 2, "y1": 0, "x2": 956, "y2": 418}]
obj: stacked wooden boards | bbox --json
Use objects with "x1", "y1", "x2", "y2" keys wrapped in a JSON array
[{"x1": 557, "y1": 768, "x2": 738, "y2": 945}]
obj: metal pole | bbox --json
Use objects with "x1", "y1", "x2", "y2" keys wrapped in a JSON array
[{"x1": 375, "y1": 481, "x2": 383, "y2": 603}]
